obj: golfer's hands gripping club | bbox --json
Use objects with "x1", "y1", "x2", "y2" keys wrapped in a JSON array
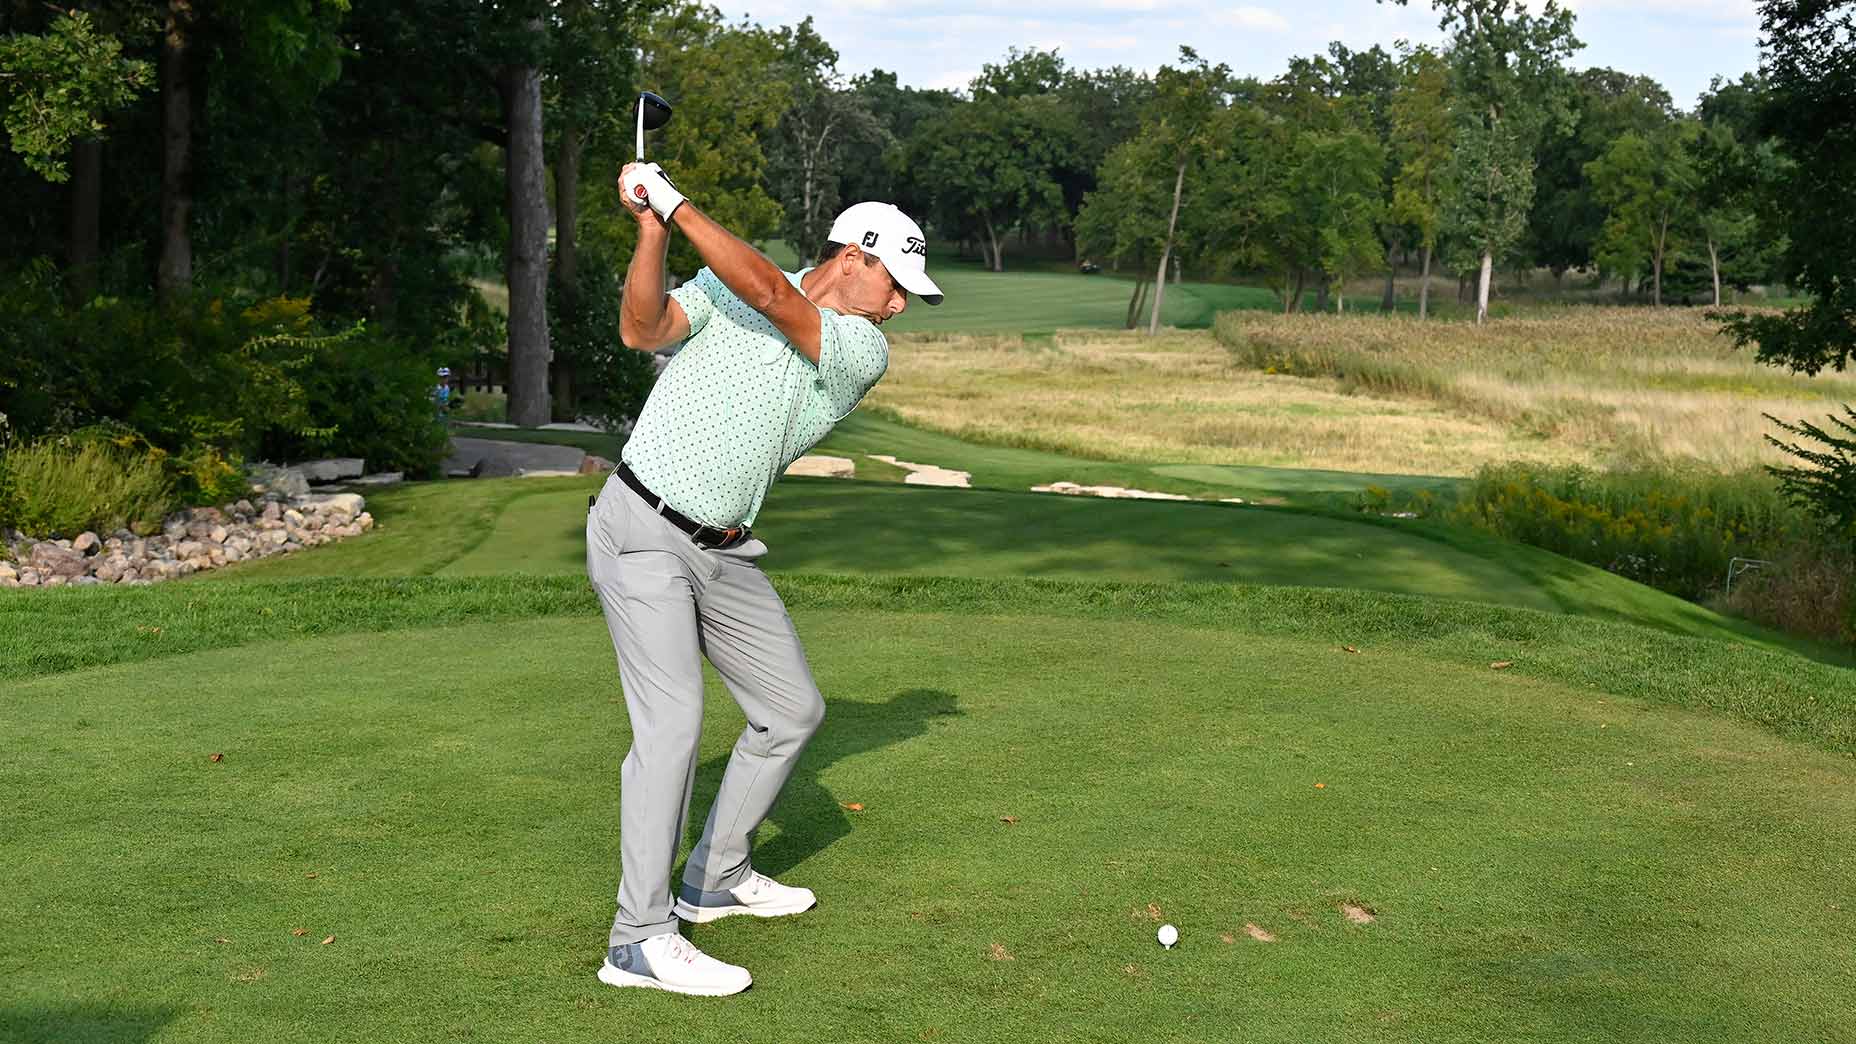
[{"x1": 620, "y1": 162, "x2": 685, "y2": 223}]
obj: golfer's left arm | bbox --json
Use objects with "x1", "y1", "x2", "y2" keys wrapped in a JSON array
[{"x1": 670, "y1": 206, "x2": 825, "y2": 364}]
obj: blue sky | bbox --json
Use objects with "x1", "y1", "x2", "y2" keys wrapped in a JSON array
[{"x1": 715, "y1": 0, "x2": 1761, "y2": 111}]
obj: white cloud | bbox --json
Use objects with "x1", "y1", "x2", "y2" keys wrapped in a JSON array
[
  {"x1": 1558, "y1": 0, "x2": 1755, "y2": 21},
  {"x1": 1216, "y1": 5, "x2": 1291, "y2": 31}
]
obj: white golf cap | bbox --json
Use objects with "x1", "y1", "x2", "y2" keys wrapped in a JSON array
[{"x1": 827, "y1": 201, "x2": 943, "y2": 305}]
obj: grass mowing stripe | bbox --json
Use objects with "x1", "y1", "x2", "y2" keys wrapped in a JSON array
[{"x1": 5, "y1": 574, "x2": 1852, "y2": 755}]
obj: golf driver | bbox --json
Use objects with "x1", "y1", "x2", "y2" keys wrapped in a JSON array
[{"x1": 635, "y1": 91, "x2": 673, "y2": 161}]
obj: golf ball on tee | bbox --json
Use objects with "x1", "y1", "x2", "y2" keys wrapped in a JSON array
[{"x1": 1157, "y1": 924, "x2": 1179, "y2": 949}]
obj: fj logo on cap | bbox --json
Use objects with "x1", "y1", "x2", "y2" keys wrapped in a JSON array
[{"x1": 862, "y1": 231, "x2": 879, "y2": 248}]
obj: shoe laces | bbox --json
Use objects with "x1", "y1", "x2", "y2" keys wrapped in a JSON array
[{"x1": 661, "y1": 934, "x2": 698, "y2": 966}]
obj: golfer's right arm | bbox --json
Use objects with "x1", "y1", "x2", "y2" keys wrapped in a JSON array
[{"x1": 619, "y1": 213, "x2": 690, "y2": 352}]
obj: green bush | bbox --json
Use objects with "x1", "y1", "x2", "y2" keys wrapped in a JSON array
[
  {"x1": 1448, "y1": 462, "x2": 1812, "y2": 601},
  {"x1": 0, "y1": 281, "x2": 449, "y2": 480},
  {"x1": 0, "y1": 437, "x2": 172, "y2": 538},
  {"x1": 266, "y1": 330, "x2": 450, "y2": 476}
]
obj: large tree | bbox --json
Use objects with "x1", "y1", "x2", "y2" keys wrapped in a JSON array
[
  {"x1": 1719, "y1": 0, "x2": 1856, "y2": 377},
  {"x1": 908, "y1": 93, "x2": 1067, "y2": 272},
  {"x1": 1139, "y1": 48, "x2": 1228, "y2": 334},
  {"x1": 1527, "y1": 68, "x2": 1675, "y2": 289},
  {"x1": 763, "y1": 19, "x2": 886, "y2": 259},
  {"x1": 498, "y1": 10, "x2": 550, "y2": 427},
  {"x1": 1075, "y1": 132, "x2": 1172, "y2": 328},
  {"x1": 1390, "y1": 45, "x2": 1451, "y2": 317},
  {"x1": 1398, "y1": 0, "x2": 1580, "y2": 323},
  {"x1": 0, "y1": 8, "x2": 153, "y2": 300},
  {"x1": 1586, "y1": 122, "x2": 1697, "y2": 306}
]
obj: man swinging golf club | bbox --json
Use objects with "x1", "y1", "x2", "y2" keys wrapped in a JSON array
[{"x1": 587, "y1": 93, "x2": 942, "y2": 997}]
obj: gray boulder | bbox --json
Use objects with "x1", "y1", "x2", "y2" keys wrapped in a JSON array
[{"x1": 297, "y1": 458, "x2": 365, "y2": 482}]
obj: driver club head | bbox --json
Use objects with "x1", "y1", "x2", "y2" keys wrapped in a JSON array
[{"x1": 635, "y1": 91, "x2": 673, "y2": 160}]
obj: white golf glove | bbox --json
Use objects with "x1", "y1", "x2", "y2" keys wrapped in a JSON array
[{"x1": 621, "y1": 162, "x2": 686, "y2": 222}]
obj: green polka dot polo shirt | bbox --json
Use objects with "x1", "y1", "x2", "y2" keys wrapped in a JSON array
[{"x1": 620, "y1": 266, "x2": 889, "y2": 528}]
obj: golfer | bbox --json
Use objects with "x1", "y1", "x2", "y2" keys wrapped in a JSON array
[{"x1": 587, "y1": 160, "x2": 942, "y2": 996}]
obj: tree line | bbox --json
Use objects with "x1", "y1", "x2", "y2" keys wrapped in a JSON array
[{"x1": 0, "y1": 0, "x2": 1812, "y2": 436}]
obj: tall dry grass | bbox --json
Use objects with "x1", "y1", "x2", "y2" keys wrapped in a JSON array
[
  {"x1": 873, "y1": 311, "x2": 1854, "y2": 477},
  {"x1": 871, "y1": 330, "x2": 1580, "y2": 477},
  {"x1": 1213, "y1": 308, "x2": 1856, "y2": 472}
]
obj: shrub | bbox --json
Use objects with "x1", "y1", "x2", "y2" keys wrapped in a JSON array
[
  {"x1": 1722, "y1": 547, "x2": 1856, "y2": 645},
  {"x1": 1448, "y1": 461, "x2": 1812, "y2": 601},
  {"x1": 0, "y1": 282, "x2": 450, "y2": 480},
  {"x1": 266, "y1": 329, "x2": 450, "y2": 476},
  {"x1": 0, "y1": 437, "x2": 172, "y2": 538}
]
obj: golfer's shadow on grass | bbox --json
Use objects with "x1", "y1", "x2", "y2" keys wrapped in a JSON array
[{"x1": 680, "y1": 687, "x2": 962, "y2": 879}]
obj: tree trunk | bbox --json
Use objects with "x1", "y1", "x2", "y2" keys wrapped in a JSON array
[
  {"x1": 157, "y1": 0, "x2": 195, "y2": 301},
  {"x1": 67, "y1": 138, "x2": 102, "y2": 302},
  {"x1": 1414, "y1": 246, "x2": 1432, "y2": 320},
  {"x1": 556, "y1": 119, "x2": 581, "y2": 291},
  {"x1": 1475, "y1": 251, "x2": 1492, "y2": 325},
  {"x1": 1147, "y1": 159, "x2": 1187, "y2": 336},
  {"x1": 277, "y1": 172, "x2": 299, "y2": 291},
  {"x1": 1381, "y1": 244, "x2": 1397, "y2": 312},
  {"x1": 1284, "y1": 270, "x2": 1305, "y2": 314},
  {"x1": 1651, "y1": 213, "x2": 1667, "y2": 307},
  {"x1": 1125, "y1": 274, "x2": 1148, "y2": 329},
  {"x1": 1709, "y1": 237, "x2": 1722, "y2": 307},
  {"x1": 981, "y1": 214, "x2": 1003, "y2": 272},
  {"x1": 502, "y1": 40, "x2": 551, "y2": 428},
  {"x1": 1315, "y1": 281, "x2": 1330, "y2": 313}
]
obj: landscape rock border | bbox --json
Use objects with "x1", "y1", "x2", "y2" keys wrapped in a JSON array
[{"x1": 1, "y1": 492, "x2": 373, "y2": 589}]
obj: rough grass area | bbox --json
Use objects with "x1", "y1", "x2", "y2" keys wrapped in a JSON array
[
  {"x1": 868, "y1": 330, "x2": 1564, "y2": 477},
  {"x1": 1214, "y1": 308, "x2": 1856, "y2": 471},
  {"x1": 4, "y1": 592, "x2": 1854, "y2": 1042}
]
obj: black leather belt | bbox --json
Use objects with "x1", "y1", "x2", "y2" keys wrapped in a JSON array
[{"x1": 612, "y1": 463, "x2": 751, "y2": 550}]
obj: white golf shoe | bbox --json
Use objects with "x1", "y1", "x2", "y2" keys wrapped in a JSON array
[
  {"x1": 597, "y1": 932, "x2": 752, "y2": 997},
  {"x1": 675, "y1": 870, "x2": 818, "y2": 923}
]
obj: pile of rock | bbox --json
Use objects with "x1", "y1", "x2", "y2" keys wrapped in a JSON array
[
  {"x1": 1030, "y1": 481, "x2": 1192, "y2": 501},
  {"x1": 0, "y1": 492, "x2": 373, "y2": 589}
]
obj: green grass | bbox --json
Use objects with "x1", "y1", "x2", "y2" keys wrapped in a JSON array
[{"x1": 4, "y1": 579, "x2": 1855, "y2": 1042}]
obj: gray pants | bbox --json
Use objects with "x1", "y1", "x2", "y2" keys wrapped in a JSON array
[{"x1": 586, "y1": 472, "x2": 825, "y2": 946}]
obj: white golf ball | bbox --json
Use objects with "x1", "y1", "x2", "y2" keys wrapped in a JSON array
[{"x1": 1157, "y1": 923, "x2": 1179, "y2": 949}]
